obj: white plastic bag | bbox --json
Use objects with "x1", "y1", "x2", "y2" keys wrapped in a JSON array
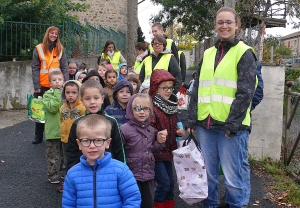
[
  {"x1": 176, "y1": 86, "x2": 189, "y2": 110},
  {"x1": 172, "y1": 133, "x2": 208, "y2": 205}
]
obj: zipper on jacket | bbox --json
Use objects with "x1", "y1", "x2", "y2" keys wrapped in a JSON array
[
  {"x1": 93, "y1": 169, "x2": 97, "y2": 208},
  {"x1": 207, "y1": 42, "x2": 224, "y2": 130}
]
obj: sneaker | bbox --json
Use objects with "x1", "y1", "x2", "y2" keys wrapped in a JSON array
[
  {"x1": 48, "y1": 177, "x2": 60, "y2": 184},
  {"x1": 57, "y1": 185, "x2": 63, "y2": 193}
]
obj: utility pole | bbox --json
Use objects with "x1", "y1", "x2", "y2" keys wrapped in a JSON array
[{"x1": 224, "y1": 0, "x2": 235, "y2": 9}]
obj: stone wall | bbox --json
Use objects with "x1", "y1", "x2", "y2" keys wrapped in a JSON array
[{"x1": 72, "y1": 0, "x2": 127, "y2": 33}]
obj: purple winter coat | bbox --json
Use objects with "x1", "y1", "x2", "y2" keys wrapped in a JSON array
[{"x1": 120, "y1": 94, "x2": 165, "y2": 182}]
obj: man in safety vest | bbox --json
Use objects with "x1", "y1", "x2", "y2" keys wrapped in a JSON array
[{"x1": 150, "y1": 23, "x2": 179, "y2": 63}]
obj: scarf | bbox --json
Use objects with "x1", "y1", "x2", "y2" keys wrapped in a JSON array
[
  {"x1": 153, "y1": 93, "x2": 178, "y2": 114},
  {"x1": 107, "y1": 51, "x2": 114, "y2": 59},
  {"x1": 136, "y1": 50, "x2": 149, "y2": 62}
]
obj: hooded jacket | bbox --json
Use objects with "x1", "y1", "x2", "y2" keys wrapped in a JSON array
[
  {"x1": 104, "y1": 80, "x2": 133, "y2": 126},
  {"x1": 120, "y1": 94, "x2": 165, "y2": 182},
  {"x1": 65, "y1": 108, "x2": 126, "y2": 172},
  {"x1": 149, "y1": 70, "x2": 180, "y2": 161},
  {"x1": 60, "y1": 80, "x2": 86, "y2": 143},
  {"x1": 118, "y1": 63, "x2": 128, "y2": 81},
  {"x1": 186, "y1": 37, "x2": 257, "y2": 135},
  {"x1": 62, "y1": 152, "x2": 141, "y2": 208}
]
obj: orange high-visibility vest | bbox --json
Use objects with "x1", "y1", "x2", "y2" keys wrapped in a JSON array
[{"x1": 36, "y1": 44, "x2": 62, "y2": 88}]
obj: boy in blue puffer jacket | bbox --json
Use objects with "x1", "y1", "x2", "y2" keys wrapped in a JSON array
[{"x1": 62, "y1": 114, "x2": 141, "y2": 208}]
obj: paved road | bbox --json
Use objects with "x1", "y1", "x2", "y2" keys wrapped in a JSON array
[{"x1": 0, "y1": 70, "x2": 278, "y2": 208}]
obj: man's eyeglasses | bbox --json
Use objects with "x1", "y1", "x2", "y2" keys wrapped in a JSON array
[
  {"x1": 152, "y1": 42, "x2": 163, "y2": 46},
  {"x1": 133, "y1": 105, "x2": 151, "y2": 112},
  {"x1": 158, "y1": 86, "x2": 174, "y2": 92},
  {"x1": 78, "y1": 138, "x2": 108, "y2": 147},
  {"x1": 216, "y1": 20, "x2": 236, "y2": 26}
]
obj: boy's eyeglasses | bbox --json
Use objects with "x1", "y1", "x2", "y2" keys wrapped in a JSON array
[
  {"x1": 79, "y1": 138, "x2": 108, "y2": 147},
  {"x1": 133, "y1": 105, "x2": 151, "y2": 112},
  {"x1": 216, "y1": 20, "x2": 235, "y2": 26},
  {"x1": 152, "y1": 42, "x2": 163, "y2": 46},
  {"x1": 158, "y1": 86, "x2": 174, "y2": 92}
]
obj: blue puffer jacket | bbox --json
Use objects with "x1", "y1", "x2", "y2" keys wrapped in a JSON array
[{"x1": 62, "y1": 152, "x2": 141, "y2": 208}]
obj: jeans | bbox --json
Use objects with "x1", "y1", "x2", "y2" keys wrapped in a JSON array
[
  {"x1": 154, "y1": 161, "x2": 174, "y2": 203},
  {"x1": 197, "y1": 126, "x2": 248, "y2": 208},
  {"x1": 241, "y1": 133, "x2": 250, "y2": 205}
]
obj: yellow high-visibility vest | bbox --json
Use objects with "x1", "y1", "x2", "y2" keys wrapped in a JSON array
[
  {"x1": 143, "y1": 54, "x2": 172, "y2": 81},
  {"x1": 101, "y1": 51, "x2": 121, "y2": 70}
]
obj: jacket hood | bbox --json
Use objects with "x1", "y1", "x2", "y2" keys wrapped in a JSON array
[
  {"x1": 113, "y1": 79, "x2": 134, "y2": 103},
  {"x1": 139, "y1": 81, "x2": 150, "y2": 93},
  {"x1": 125, "y1": 94, "x2": 152, "y2": 127},
  {"x1": 82, "y1": 70, "x2": 105, "y2": 87},
  {"x1": 61, "y1": 80, "x2": 82, "y2": 103},
  {"x1": 75, "y1": 71, "x2": 86, "y2": 81},
  {"x1": 118, "y1": 63, "x2": 128, "y2": 74},
  {"x1": 149, "y1": 70, "x2": 176, "y2": 98}
]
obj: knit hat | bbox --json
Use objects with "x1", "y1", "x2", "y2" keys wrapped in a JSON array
[
  {"x1": 113, "y1": 79, "x2": 134, "y2": 103},
  {"x1": 139, "y1": 81, "x2": 150, "y2": 93},
  {"x1": 82, "y1": 70, "x2": 105, "y2": 87}
]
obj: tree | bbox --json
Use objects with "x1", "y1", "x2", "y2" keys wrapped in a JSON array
[
  {"x1": 137, "y1": 26, "x2": 145, "y2": 42},
  {"x1": 164, "y1": 24, "x2": 199, "y2": 50},
  {"x1": 0, "y1": 0, "x2": 89, "y2": 23}
]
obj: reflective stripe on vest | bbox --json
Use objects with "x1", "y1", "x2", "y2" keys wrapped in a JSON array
[
  {"x1": 149, "y1": 38, "x2": 173, "y2": 53},
  {"x1": 143, "y1": 54, "x2": 172, "y2": 81},
  {"x1": 102, "y1": 51, "x2": 121, "y2": 70},
  {"x1": 36, "y1": 44, "x2": 62, "y2": 88},
  {"x1": 197, "y1": 41, "x2": 252, "y2": 126}
]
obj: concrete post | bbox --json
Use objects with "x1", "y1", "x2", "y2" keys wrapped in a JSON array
[{"x1": 224, "y1": 0, "x2": 235, "y2": 9}]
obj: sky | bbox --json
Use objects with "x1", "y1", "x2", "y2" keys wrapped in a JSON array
[{"x1": 138, "y1": 0, "x2": 299, "y2": 41}]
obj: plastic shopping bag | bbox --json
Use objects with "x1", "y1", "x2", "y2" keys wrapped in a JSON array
[
  {"x1": 27, "y1": 94, "x2": 45, "y2": 123},
  {"x1": 176, "y1": 86, "x2": 188, "y2": 110},
  {"x1": 172, "y1": 133, "x2": 208, "y2": 205}
]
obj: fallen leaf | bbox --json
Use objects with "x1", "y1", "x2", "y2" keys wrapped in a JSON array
[
  {"x1": 255, "y1": 200, "x2": 260, "y2": 204},
  {"x1": 1, "y1": 160, "x2": 5, "y2": 163}
]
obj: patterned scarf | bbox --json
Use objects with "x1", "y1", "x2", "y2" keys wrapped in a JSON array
[{"x1": 153, "y1": 93, "x2": 178, "y2": 114}]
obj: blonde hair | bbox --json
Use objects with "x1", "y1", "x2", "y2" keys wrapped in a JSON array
[
  {"x1": 48, "y1": 71, "x2": 63, "y2": 82},
  {"x1": 76, "y1": 114, "x2": 111, "y2": 139},
  {"x1": 80, "y1": 80, "x2": 104, "y2": 97},
  {"x1": 42, "y1": 26, "x2": 63, "y2": 55}
]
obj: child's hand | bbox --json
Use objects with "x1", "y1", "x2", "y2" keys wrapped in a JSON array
[
  {"x1": 157, "y1": 129, "x2": 168, "y2": 144},
  {"x1": 176, "y1": 128, "x2": 185, "y2": 137}
]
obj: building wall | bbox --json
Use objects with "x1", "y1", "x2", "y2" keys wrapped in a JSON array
[
  {"x1": 71, "y1": 0, "x2": 128, "y2": 33},
  {"x1": 283, "y1": 36, "x2": 300, "y2": 57}
]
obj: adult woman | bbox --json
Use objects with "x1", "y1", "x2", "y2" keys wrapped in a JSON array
[
  {"x1": 101, "y1": 40, "x2": 126, "y2": 70},
  {"x1": 139, "y1": 35, "x2": 181, "y2": 94},
  {"x1": 186, "y1": 7, "x2": 257, "y2": 208},
  {"x1": 31, "y1": 26, "x2": 69, "y2": 144},
  {"x1": 133, "y1": 42, "x2": 149, "y2": 75}
]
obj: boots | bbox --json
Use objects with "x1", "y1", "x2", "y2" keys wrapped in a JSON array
[
  {"x1": 164, "y1": 200, "x2": 175, "y2": 208},
  {"x1": 32, "y1": 122, "x2": 44, "y2": 144},
  {"x1": 153, "y1": 201, "x2": 165, "y2": 208}
]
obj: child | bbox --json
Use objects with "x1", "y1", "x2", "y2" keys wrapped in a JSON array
[
  {"x1": 67, "y1": 60, "x2": 78, "y2": 80},
  {"x1": 127, "y1": 74, "x2": 141, "y2": 94},
  {"x1": 188, "y1": 71, "x2": 197, "y2": 94},
  {"x1": 75, "y1": 71, "x2": 87, "y2": 83},
  {"x1": 58, "y1": 80, "x2": 86, "y2": 192},
  {"x1": 97, "y1": 63, "x2": 108, "y2": 82},
  {"x1": 118, "y1": 63, "x2": 128, "y2": 81},
  {"x1": 139, "y1": 81, "x2": 150, "y2": 93},
  {"x1": 104, "y1": 79, "x2": 133, "y2": 126},
  {"x1": 82, "y1": 70, "x2": 110, "y2": 110},
  {"x1": 62, "y1": 114, "x2": 141, "y2": 207},
  {"x1": 98, "y1": 58, "x2": 114, "y2": 70},
  {"x1": 149, "y1": 70, "x2": 185, "y2": 207},
  {"x1": 64, "y1": 80, "x2": 126, "y2": 176},
  {"x1": 42, "y1": 71, "x2": 64, "y2": 184},
  {"x1": 121, "y1": 93, "x2": 167, "y2": 208},
  {"x1": 104, "y1": 69, "x2": 118, "y2": 104}
]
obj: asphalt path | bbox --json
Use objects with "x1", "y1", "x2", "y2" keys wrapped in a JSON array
[{"x1": 0, "y1": 70, "x2": 278, "y2": 208}]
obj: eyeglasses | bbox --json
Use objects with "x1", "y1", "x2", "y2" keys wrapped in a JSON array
[
  {"x1": 152, "y1": 42, "x2": 163, "y2": 46},
  {"x1": 216, "y1": 20, "x2": 236, "y2": 26},
  {"x1": 133, "y1": 105, "x2": 151, "y2": 112},
  {"x1": 158, "y1": 86, "x2": 174, "y2": 92},
  {"x1": 79, "y1": 138, "x2": 108, "y2": 147}
]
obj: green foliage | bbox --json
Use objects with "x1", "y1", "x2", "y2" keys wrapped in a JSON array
[
  {"x1": 187, "y1": 65, "x2": 198, "y2": 71},
  {"x1": 285, "y1": 68, "x2": 300, "y2": 81},
  {"x1": 137, "y1": 26, "x2": 145, "y2": 42},
  {"x1": 0, "y1": 0, "x2": 89, "y2": 23}
]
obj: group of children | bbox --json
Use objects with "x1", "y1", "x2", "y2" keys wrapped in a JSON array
[{"x1": 42, "y1": 57, "x2": 185, "y2": 207}]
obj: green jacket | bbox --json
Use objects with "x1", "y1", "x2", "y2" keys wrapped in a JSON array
[{"x1": 43, "y1": 88, "x2": 62, "y2": 140}]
